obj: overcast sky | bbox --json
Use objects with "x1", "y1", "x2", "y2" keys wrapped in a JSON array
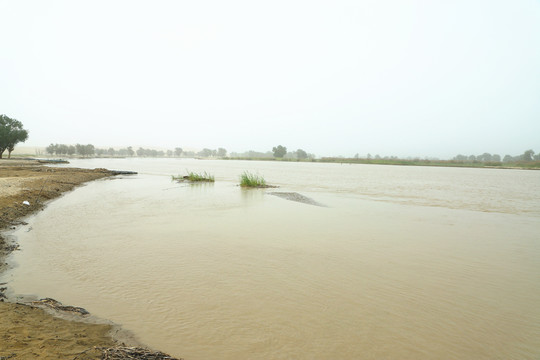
[{"x1": 1, "y1": 0, "x2": 539, "y2": 158}]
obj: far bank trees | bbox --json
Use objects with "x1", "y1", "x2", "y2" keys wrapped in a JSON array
[
  {"x1": 47, "y1": 143, "x2": 95, "y2": 157},
  {"x1": 272, "y1": 145, "x2": 287, "y2": 158},
  {"x1": 0, "y1": 114, "x2": 29, "y2": 158},
  {"x1": 295, "y1": 149, "x2": 308, "y2": 159},
  {"x1": 45, "y1": 143, "x2": 214, "y2": 158},
  {"x1": 453, "y1": 150, "x2": 539, "y2": 163}
]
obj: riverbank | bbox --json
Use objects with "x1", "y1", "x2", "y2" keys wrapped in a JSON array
[
  {"x1": 0, "y1": 159, "x2": 179, "y2": 360},
  {"x1": 223, "y1": 156, "x2": 540, "y2": 169}
]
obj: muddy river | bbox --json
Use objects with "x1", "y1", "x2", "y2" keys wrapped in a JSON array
[{"x1": 3, "y1": 159, "x2": 540, "y2": 359}]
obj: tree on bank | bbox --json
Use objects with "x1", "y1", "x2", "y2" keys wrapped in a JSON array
[
  {"x1": 197, "y1": 148, "x2": 214, "y2": 157},
  {"x1": 522, "y1": 149, "x2": 535, "y2": 162},
  {"x1": 0, "y1": 114, "x2": 29, "y2": 158},
  {"x1": 75, "y1": 144, "x2": 95, "y2": 157},
  {"x1": 217, "y1": 147, "x2": 227, "y2": 157},
  {"x1": 194, "y1": 147, "x2": 228, "y2": 158},
  {"x1": 296, "y1": 149, "x2": 308, "y2": 159},
  {"x1": 272, "y1": 145, "x2": 287, "y2": 158}
]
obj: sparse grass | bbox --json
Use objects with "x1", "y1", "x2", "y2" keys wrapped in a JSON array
[
  {"x1": 239, "y1": 171, "x2": 267, "y2": 188},
  {"x1": 172, "y1": 170, "x2": 215, "y2": 182}
]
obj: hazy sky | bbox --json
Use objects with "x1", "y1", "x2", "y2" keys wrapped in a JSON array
[{"x1": 1, "y1": 0, "x2": 539, "y2": 158}]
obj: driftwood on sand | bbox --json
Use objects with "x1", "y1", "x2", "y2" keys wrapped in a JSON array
[{"x1": 74, "y1": 346, "x2": 182, "y2": 360}]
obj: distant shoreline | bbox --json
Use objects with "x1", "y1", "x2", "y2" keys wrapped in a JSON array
[
  {"x1": 10, "y1": 153, "x2": 540, "y2": 170},
  {"x1": 221, "y1": 156, "x2": 540, "y2": 170}
]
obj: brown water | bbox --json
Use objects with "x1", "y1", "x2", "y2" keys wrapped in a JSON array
[{"x1": 3, "y1": 159, "x2": 540, "y2": 359}]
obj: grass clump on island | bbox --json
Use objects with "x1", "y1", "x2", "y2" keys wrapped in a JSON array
[
  {"x1": 172, "y1": 170, "x2": 215, "y2": 183},
  {"x1": 239, "y1": 171, "x2": 269, "y2": 188}
]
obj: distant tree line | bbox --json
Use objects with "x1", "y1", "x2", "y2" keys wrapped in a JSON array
[
  {"x1": 345, "y1": 150, "x2": 539, "y2": 163},
  {"x1": 196, "y1": 147, "x2": 227, "y2": 157},
  {"x1": 43, "y1": 142, "x2": 538, "y2": 166},
  {"x1": 96, "y1": 147, "x2": 135, "y2": 157},
  {"x1": 229, "y1": 145, "x2": 314, "y2": 160},
  {"x1": 0, "y1": 114, "x2": 29, "y2": 159},
  {"x1": 45, "y1": 144, "x2": 229, "y2": 158},
  {"x1": 453, "y1": 149, "x2": 539, "y2": 163},
  {"x1": 230, "y1": 150, "x2": 274, "y2": 158},
  {"x1": 46, "y1": 143, "x2": 98, "y2": 157},
  {"x1": 136, "y1": 147, "x2": 164, "y2": 157}
]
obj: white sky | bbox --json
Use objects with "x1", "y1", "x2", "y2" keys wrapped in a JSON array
[{"x1": 1, "y1": 0, "x2": 539, "y2": 158}]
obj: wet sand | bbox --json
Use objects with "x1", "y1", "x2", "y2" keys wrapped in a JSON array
[{"x1": 0, "y1": 159, "x2": 178, "y2": 360}]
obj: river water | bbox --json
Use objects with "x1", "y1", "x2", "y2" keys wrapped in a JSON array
[{"x1": 3, "y1": 159, "x2": 540, "y2": 359}]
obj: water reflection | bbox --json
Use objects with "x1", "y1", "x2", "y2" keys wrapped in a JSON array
[
  {"x1": 185, "y1": 181, "x2": 215, "y2": 191},
  {"x1": 240, "y1": 187, "x2": 266, "y2": 203}
]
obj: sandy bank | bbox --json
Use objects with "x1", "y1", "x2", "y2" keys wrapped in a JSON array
[
  {"x1": 0, "y1": 159, "x2": 115, "y2": 273},
  {"x1": 0, "y1": 159, "x2": 179, "y2": 360}
]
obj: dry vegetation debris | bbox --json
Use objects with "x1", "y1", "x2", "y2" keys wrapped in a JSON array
[{"x1": 74, "y1": 346, "x2": 181, "y2": 360}]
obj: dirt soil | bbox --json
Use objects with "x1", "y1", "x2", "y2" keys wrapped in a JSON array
[
  {"x1": 0, "y1": 159, "x2": 179, "y2": 360},
  {"x1": 0, "y1": 302, "x2": 116, "y2": 359}
]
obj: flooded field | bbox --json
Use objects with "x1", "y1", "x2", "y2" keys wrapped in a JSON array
[{"x1": 3, "y1": 159, "x2": 540, "y2": 359}]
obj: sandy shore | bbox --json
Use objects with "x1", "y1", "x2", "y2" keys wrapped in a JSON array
[{"x1": 0, "y1": 159, "x2": 179, "y2": 360}]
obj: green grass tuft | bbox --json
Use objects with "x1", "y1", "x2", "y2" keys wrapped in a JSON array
[
  {"x1": 172, "y1": 170, "x2": 215, "y2": 182},
  {"x1": 239, "y1": 171, "x2": 267, "y2": 188}
]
